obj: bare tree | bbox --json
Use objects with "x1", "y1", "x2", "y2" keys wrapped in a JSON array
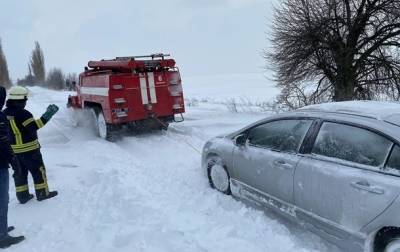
[
  {"x1": 46, "y1": 68, "x2": 65, "y2": 90},
  {"x1": 0, "y1": 39, "x2": 12, "y2": 88},
  {"x1": 17, "y1": 64, "x2": 36, "y2": 86},
  {"x1": 267, "y1": 0, "x2": 400, "y2": 107},
  {"x1": 65, "y1": 72, "x2": 78, "y2": 91},
  {"x1": 30, "y1": 41, "x2": 46, "y2": 84}
]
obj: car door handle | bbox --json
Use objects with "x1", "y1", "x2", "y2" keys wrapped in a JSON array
[
  {"x1": 273, "y1": 160, "x2": 293, "y2": 170},
  {"x1": 350, "y1": 181, "x2": 385, "y2": 195}
]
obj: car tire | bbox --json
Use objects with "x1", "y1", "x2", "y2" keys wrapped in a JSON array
[
  {"x1": 207, "y1": 156, "x2": 231, "y2": 195},
  {"x1": 374, "y1": 227, "x2": 400, "y2": 252},
  {"x1": 383, "y1": 237, "x2": 400, "y2": 252}
]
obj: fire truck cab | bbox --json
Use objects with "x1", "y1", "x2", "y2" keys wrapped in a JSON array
[{"x1": 68, "y1": 54, "x2": 185, "y2": 140}]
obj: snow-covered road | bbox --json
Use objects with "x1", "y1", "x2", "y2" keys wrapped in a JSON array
[{"x1": 7, "y1": 81, "x2": 339, "y2": 251}]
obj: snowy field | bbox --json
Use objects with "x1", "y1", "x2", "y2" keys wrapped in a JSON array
[{"x1": 7, "y1": 73, "x2": 339, "y2": 252}]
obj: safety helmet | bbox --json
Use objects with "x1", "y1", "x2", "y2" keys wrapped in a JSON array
[{"x1": 8, "y1": 86, "x2": 28, "y2": 100}]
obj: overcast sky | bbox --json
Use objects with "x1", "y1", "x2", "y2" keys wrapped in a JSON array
[{"x1": 0, "y1": 0, "x2": 278, "y2": 81}]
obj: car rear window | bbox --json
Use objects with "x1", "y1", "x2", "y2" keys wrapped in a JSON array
[
  {"x1": 312, "y1": 122, "x2": 392, "y2": 167},
  {"x1": 386, "y1": 145, "x2": 400, "y2": 172}
]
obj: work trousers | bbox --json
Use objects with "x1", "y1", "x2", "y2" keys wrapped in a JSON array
[
  {"x1": 0, "y1": 169, "x2": 9, "y2": 238},
  {"x1": 13, "y1": 150, "x2": 49, "y2": 201}
]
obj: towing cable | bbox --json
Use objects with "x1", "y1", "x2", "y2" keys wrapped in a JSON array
[
  {"x1": 56, "y1": 111, "x2": 203, "y2": 155},
  {"x1": 172, "y1": 132, "x2": 202, "y2": 155},
  {"x1": 153, "y1": 116, "x2": 202, "y2": 155}
]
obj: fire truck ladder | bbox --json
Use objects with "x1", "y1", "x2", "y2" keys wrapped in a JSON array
[{"x1": 116, "y1": 53, "x2": 171, "y2": 61}]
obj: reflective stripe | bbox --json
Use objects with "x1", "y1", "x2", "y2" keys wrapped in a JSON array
[
  {"x1": 148, "y1": 72, "x2": 157, "y2": 103},
  {"x1": 139, "y1": 74, "x2": 149, "y2": 104},
  {"x1": 9, "y1": 119, "x2": 23, "y2": 145},
  {"x1": 80, "y1": 87, "x2": 109, "y2": 96},
  {"x1": 22, "y1": 118, "x2": 44, "y2": 128},
  {"x1": 22, "y1": 118, "x2": 35, "y2": 127},
  {"x1": 12, "y1": 139, "x2": 39, "y2": 149},
  {"x1": 8, "y1": 117, "x2": 41, "y2": 153},
  {"x1": 34, "y1": 183, "x2": 48, "y2": 190},
  {"x1": 13, "y1": 145, "x2": 39, "y2": 154},
  {"x1": 38, "y1": 166, "x2": 49, "y2": 194},
  {"x1": 36, "y1": 119, "x2": 44, "y2": 128},
  {"x1": 11, "y1": 140, "x2": 40, "y2": 153},
  {"x1": 16, "y1": 185, "x2": 29, "y2": 192}
]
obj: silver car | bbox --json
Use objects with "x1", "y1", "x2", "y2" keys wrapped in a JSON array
[{"x1": 202, "y1": 101, "x2": 400, "y2": 252}]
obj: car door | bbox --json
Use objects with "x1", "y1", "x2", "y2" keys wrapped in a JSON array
[
  {"x1": 232, "y1": 118, "x2": 313, "y2": 204},
  {"x1": 294, "y1": 121, "x2": 400, "y2": 236}
]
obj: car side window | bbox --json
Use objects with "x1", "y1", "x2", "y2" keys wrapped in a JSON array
[
  {"x1": 247, "y1": 119, "x2": 312, "y2": 153},
  {"x1": 312, "y1": 122, "x2": 392, "y2": 167},
  {"x1": 386, "y1": 145, "x2": 400, "y2": 172}
]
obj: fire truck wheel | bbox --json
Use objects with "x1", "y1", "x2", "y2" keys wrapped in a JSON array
[
  {"x1": 97, "y1": 112, "x2": 108, "y2": 139},
  {"x1": 92, "y1": 108, "x2": 115, "y2": 141},
  {"x1": 207, "y1": 156, "x2": 231, "y2": 195}
]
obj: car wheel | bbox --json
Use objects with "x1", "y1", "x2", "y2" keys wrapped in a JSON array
[
  {"x1": 207, "y1": 156, "x2": 231, "y2": 194},
  {"x1": 374, "y1": 228, "x2": 400, "y2": 252},
  {"x1": 384, "y1": 237, "x2": 400, "y2": 252}
]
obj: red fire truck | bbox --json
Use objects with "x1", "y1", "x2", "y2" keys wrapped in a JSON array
[{"x1": 68, "y1": 54, "x2": 185, "y2": 140}]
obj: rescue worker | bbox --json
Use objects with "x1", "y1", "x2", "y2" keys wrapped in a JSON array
[
  {"x1": 4, "y1": 86, "x2": 59, "y2": 204},
  {"x1": 0, "y1": 86, "x2": 25, "y2": 248}
]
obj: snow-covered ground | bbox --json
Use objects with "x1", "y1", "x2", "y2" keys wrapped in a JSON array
[
  {"x1": 7, "y1": 74, "x2": 339, "y2": 251},
  {"x1": 184, "y1": 73, "x2": 280, "y2": 103}
]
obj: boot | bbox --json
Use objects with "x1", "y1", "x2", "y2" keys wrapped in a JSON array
[
  {"x1": 0, "y1": 234, "x2": 25, "y2": 248},
  {"x1": 18, "y1": 194, "x2": 34, "y2": 204},
  {"x1": 37, "y1": 191, "x2": 58, "y2": 201}
]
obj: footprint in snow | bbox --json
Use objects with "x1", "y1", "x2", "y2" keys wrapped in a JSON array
[{"x1": 56, "y1": 163, "x2": 78, "y2": 168}]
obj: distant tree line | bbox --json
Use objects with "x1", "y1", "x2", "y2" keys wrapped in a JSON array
[
  {"x1": 0, "y1": 39, "x2": 77, "y2": 90},
  {"x1": 0, "y1": 39, "x2": 12, "y2": 89}
]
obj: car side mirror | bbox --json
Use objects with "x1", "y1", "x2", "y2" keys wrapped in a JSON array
[{"x1": 235, "y1": 134, "x2": 247, "y2": 146}]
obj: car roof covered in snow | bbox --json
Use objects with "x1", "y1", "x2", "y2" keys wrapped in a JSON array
[
  {"x1": 298, "y1": 101, "x2": 400, "y2": 127},
  {"x1": 227, "y1": 101, "x2": 400, "y2": 143}
]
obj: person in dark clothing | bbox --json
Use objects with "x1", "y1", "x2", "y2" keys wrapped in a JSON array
[
  {"x1": 4, "y1": 86, "x2": 59, "y2": 203},
  {"x1": 0, "y1": 86, "x2": 25, "y2": 248}
]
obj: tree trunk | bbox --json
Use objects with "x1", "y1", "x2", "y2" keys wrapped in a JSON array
[
  {"x1": 333, "y1": 58, "x2": 356, "y2": 101},
  {"x1": 334, "y1": 82, "x2": 354, "y2": 101}
]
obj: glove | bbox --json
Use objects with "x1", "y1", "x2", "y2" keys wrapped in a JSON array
[{"x1": 42, "y1": 104, "x2": 59, "y2": 121}]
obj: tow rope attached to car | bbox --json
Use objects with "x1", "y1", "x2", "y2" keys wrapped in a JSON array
[{"x1": 154, "y1": 116, "x2": 202, "y2": 155}]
